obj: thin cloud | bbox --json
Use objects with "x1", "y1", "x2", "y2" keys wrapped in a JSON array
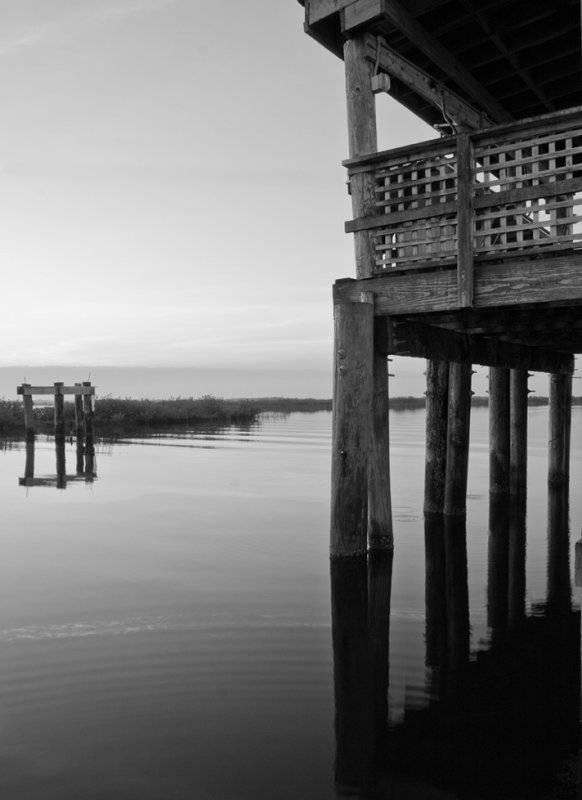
[{"x1": 0, "y1": 0, "x2": 175, "y2": 58}]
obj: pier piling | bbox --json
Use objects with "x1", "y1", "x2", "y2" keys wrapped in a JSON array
[
  {"x1": 510, "y1": 369, "x2": 528, "y2": 497},
  {"x1": 489, "y1": 367, "x2": 510, "y2": 495},
  {"x1": 548, "y1": 373, "x2": 571, "y2": 485},
  {"x1": 54, "y1": 382, "x2": 65, "y2": 438},
  {"x1": 424, "y1": 359, "x2": 449, "y2": 515},
  {"x1": 443, "y1": 362, "x2": 472, "y2": 517}
]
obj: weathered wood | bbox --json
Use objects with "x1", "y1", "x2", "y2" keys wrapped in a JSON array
[
  {"x1": 489, "y1": 367, "x2": 510, "y2": 495},
  {"x1": 564, "y1": 372, "x2": 572, "y2": 483},
  {"x1": 83, "y1": 381, "x2": 95, "y2": 442},
  {"x1": 343, "y1": 0, "x2": 385, "y2": 31},
  {"x1": 368, "y1": 318, "x2": 393, "y2": 551},
  {"x1": 344, "y1": 35, "x2": 377, "y2": 280},
  {"x1": 22, "y1": 384, "x2": 35, "y2": 441},
  {"x1": 443, "y1": 361, "x2": 472, "y2": 516},
  {"x1": 306, "y1": 0, "x2": 355, "y2": 25},
  {"x1": 334, "y1": 256, "x2": 582, "y2": 316},
  {"x1": 74, "y1": 383, "x2": 85, "y2": 441},
  {"x1": 331, "y1": 292, "x2": 374, "y2": 556},
  {"x1": 424, "y1": 359, "x2": 449, "y2": 515},
  {"x1": 548, "y1": 373, "x2": 570, "y2": 485},
  {"x1": 54, "y1": 382, "x2": 65, "y2": 438},
  {"x1": 510, "y1": 369, "x2": 528, "y2": 496},
  {"x1": 456, "y1": 134, "x2": 474, "y2": 307},
  {"x1": 17, "y1": 385, "x2": 95, "y2": 396},
  {"x1": 362, "y1": 34, "x2": 490, "y2": 131},
  {"x1": 424, "y1": 514, "x2": 447, "y2": 667},
  {"x1": 368, "y1": 549, "x2": 392, "y2": 753},
  {"x1": 386, "y1": 318, "x2": 574, "y2": 375}
]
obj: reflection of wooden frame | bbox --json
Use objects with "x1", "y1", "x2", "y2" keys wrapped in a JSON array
[{"x1": 18, "y1": 439, "x2": 96, "y2": 490}]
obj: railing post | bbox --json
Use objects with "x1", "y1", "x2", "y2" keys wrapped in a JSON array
[{"x1": 456, "y1": 134, "x2": 474, "y2": 307}]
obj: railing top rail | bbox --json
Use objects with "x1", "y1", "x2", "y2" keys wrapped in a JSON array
[{"x1": 344, "y1": 105, "x2": 582, "y2": 174}]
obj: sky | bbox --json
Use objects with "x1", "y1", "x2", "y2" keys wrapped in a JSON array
[{"x1": 0, "y1": 0, "x2": 566, "y2": 399}]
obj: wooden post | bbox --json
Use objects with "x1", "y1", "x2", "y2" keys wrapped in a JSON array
[
  {"x1": 424, "y1": 359, "x2": 449, "y2": 514},
  {"x1": 510, "y1": 369, "x2": 528, "y2": 496},
  {"x1": 54, "y1": 382, "x2": 65, "y2": 438},
  {"x1": 344, "y1": 35, "x2": 377, "y2": 280},
  {"x1": 22, "y1": 384, "x2": 35, "y2": 442},
  {"x1": 331, "y1": 290, "x2": 374, "y2": 557},
  {"x1": 368, "y1": 318, "x2": 393, "y2": 551},
  {"x1": 548, "y1": 373, "x2": 569, "y2": 485},
  {"x1": 489, "y1": 367, "x2": 510, "y2": 494},
  {"x1": 443, "y1": 361, "x2": 472, "y2": 517},
  {"x1": 565, "y1": 372, "x2": 572, "y2": 483},
  {"x1": 55, "y1": 436, "x2": 66, "y2": 490},
  {"x1": 425, "y1": 514, "x2": 447, "y2": 668},
  {"x1": 456, "y1": 134, "x2": 474, "y2": 307},
  {"x1": 74, "y1": 383, "x2": 85, "y2": 441},
  {"x1": 83, "y1": 381, "x2": 95, "y2": 442}
]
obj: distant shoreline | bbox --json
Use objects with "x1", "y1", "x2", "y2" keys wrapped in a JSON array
[{"x1": 0, "y1": 394, "x2": 580, "y2": 437}]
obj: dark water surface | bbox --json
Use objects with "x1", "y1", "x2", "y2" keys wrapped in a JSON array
[{"x1": 0, "y1": 407, "x2": 580, "y2": 798}]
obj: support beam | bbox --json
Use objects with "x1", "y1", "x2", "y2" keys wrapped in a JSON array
[
  {"x1": 424, "y1": 359, "x2": 449, "y2": 515},
  {"x1": 368, "y1": 318, "x2": 393, "y2": 551},
  {"x1": 344, "y1": 35, "x2": 377, "y2": 279},
  {"x1": 383, "y1": 316, "x2": 574, "y2": 375},
  {"x1": 362, "y1": 35, "x2": 491, "y2": 132},
  {"x1": 444, "y1": 361, "x2": 472, "y2": 517},
  {"x1": 489, "y1": 367, "x2": 510, "y2": 495},
  {"x1": 510, "y1": 369, "x2": 528, "y2": 496},
  {"x1": 331, "y1": 291, "x2": 374, "y2": 556},
  {"x1": 334, "y1": 256, "x2": 582, "y2": 318}
]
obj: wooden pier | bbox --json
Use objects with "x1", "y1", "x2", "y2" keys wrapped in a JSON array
[
  {"x1": 17, "y1": 382, "x2": 95, "y2": 442},
  {"x1": 299, "y1": 0, "x2": 582, "y2": 558}
]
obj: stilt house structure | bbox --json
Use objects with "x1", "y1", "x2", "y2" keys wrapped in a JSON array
[{"x1": 299, "y1": 0, "x2": 582, "y2": 556}]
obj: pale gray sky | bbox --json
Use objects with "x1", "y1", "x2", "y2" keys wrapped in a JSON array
[{"x1": 0, "y1": 1, "x2": 560, "y2": 398}]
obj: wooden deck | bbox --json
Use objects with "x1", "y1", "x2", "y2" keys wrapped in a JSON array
[{"x1": 339, "y1": 108, "x2": 582, "y2": 373}]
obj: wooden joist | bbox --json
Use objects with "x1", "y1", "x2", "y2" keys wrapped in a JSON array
[{"x1": 383, "y1": 319, "x2": 574, "y2": 374}]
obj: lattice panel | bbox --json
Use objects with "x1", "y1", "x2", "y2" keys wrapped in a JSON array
[
  {"x1": 373, "y1": 151, "x2": 458, "y2": 271},
  {"x1": 473, "y1": 128, "x2": 582, "y2": 258}
]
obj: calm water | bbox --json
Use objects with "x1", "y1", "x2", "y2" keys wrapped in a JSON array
[{"x1": 0, "y1": 407, "x2": 580, "y2": 798}]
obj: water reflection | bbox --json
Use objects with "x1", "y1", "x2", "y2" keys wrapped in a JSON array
[
  {"x1": 19, "y1": 438, "x2": 97, "y2": 488},
  {"x1": 332, "y1": 498, "x2": 579, "y2": 798}
]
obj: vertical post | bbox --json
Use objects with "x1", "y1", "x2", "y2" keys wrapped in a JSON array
[
  {"x1": 368, "y1": 318, "x2": 393, "y2": 552},
  {"x1": 508, "y1": 495, "x2": 527, "y2": 629},
  {"x1": 444, "y1": 516, "x2": 470, "y2": 669},
  {"x1": 443, "y1": 361, "x2": 472, "y2": 517},
  {"x1": 344, "y1": 35, "x2": 377, "y2": 280},
  {"x1": 331, "y1": 289, "x2": 374, "y2": 557},
  {"x1": 487, "y1": 495, "x2": 510, "y2": 639},
  {"x1": 83, "y1": 381, "x2": 95, "y2": 443},
  {"x1": 424, "y1": 359, "x2": 449, "y2": 514},
  {"x1": 368, "y1": 549, "x2": 393, "y2": 757},
  {"x1": 74, "y1": 383, "x2": 85, "y2": 441},
  {"x1": 55, "y1": 436, "x2": 66, "y2": 490},
  {"x1": 489, "y1": 367, "x2": 510, "y2": 494},
  {"x1": 456, "y1": 135, "x2": 474, "y2": 307},
  {"x1": 54, "y1": 382, "x2": 65, "y2": 438},
  {"x1": 548, "y1": 373, "x2": 569, "y2": 485},
  {"x1": 546, "y1": 485, "x2": 571, "y2": 615},
  {"x1": 510, "y1": 369, "x2": 528, "y2": 496},
  {"x1": 22, "y1": 384, "x2": 35, "y2": 442},
  {"x1": 565, "y1": 372, "x2": 573, "y2": 483}
]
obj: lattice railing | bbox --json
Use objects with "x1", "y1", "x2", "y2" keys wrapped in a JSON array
[{"x1": 344, "y1": 108, "x2": 582, "y2": 302}]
